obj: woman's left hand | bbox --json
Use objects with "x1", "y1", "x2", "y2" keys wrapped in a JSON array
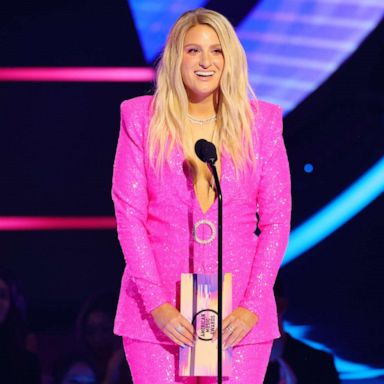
[
  {"x1": 212, "y1": 307, "x2": 258, "y2": 349},
  {"x1": 103, "y1": 348, "x2": 125, "y2": 384}
]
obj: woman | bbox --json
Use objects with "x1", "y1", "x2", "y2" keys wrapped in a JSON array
[
  {"x1": 0, "y1": 268, "x2": 41, "y2": 384},
  {"x1": 112, "y1": 8, "x2": 291, "y2": 383},
  {"x1": 75, "y1": 292, "x2": 132, "y2": 384}
]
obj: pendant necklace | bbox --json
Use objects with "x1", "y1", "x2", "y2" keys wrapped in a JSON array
[{"x1": 187, "y1": 113, "x2": 217, "y2": 127}]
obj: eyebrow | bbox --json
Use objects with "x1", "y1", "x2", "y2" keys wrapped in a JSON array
[{"x1": 184, "y1": 43, "x2": 222, "y2": 49}]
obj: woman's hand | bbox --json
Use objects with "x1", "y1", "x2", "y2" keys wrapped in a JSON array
[
  {"x1": 103, "y1": 348, "x2": 125, "y2": 384},
  {"x1": 151, "y1": 303, "x2": 195, "y2": 347},
  {"x1": 212, "y1": 306, "x2": 258, "y2": 349}
]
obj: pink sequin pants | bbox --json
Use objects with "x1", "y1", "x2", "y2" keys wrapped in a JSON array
[{"x1": 123, "y1": 337, "x2": 273, "y2": 384}]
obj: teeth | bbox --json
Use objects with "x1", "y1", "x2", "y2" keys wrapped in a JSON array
[{"x1": 195, "y1": 71, "x2": 214, "y2": 77}]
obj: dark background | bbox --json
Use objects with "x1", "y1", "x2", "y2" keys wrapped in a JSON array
[{"x1": 1, "y1": 0, "x2": 383, "y2": 378}]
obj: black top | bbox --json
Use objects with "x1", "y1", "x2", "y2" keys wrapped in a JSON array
[
  {"x1": 0, "y1": 346, "x2": 41, "y2": 384},
  {"x1": 264, "y1": 333, "x2": 340, "y2": 384}
]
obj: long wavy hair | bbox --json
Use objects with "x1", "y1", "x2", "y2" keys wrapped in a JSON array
[
  {"x1": 0, "y1": 268, "x2": 28, "y2": 351},
  {"x1": 148, "y1": 8, "x2": 257, "y2": 172}
]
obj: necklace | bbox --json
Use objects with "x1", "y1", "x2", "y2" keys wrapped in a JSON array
[{"x1": 187, "y1": 114, "x2": 217, "y2": 126}]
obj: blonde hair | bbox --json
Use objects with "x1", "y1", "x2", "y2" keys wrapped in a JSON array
[{"x1": 148, "y1": 8, "x2": 257, "y2": 171}]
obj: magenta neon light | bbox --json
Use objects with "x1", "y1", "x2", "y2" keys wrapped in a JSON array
[
  {"x1": 0, "y1": 67, "x2": 155, "y2": 82},
  {"x1": 0, "y1": 217, "x2": 116, "y2": 231}
]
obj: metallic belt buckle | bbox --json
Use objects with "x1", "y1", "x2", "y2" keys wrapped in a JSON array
[{"x1": 192, "y1": 219, "x2": 216, "y2": 244}]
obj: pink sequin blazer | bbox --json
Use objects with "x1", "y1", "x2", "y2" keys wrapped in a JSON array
[{"x1": 112, "y1": 95, "x2": 291, "y2": 345}]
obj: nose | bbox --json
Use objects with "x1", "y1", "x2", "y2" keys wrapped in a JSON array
[{"x1": 199, "y1": 52, "x2": 211, "y2": 68}]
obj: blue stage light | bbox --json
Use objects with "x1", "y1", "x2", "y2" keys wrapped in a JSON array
[
  {"x1": 284, "y1": 156, "x2": 384, "y2": 266},
  {"x1": 284, "y1": 321, "x2": 384, "y2": 380},
  {"x1": 304, "y1": 163, "x2": 314, "y2": 173},
  {"x1": 236, "y1": 0, "x2": 384, "y2": 112},
  {"x1": 128, "y1": 0, "x2": 207, "y2": 62}
]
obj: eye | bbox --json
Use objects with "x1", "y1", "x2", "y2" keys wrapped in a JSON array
[
  {"x1": 213, "y1": 48, "x2": 223, "y2": 55},
  {"x1": 187, "y1": 48, "x2": 199, "y2": 54}
]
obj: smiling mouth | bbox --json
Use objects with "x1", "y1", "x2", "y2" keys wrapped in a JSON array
[{"x1": 195, "y1": 71, "x2": 215, "y2": 77}]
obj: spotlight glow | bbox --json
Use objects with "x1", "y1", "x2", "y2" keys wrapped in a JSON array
[
  {"x1": 0, "y1": 67, "x2": 155, "y2": 82},
  {"x1": 284, "y1": 156, "x2": 384, "y2": 265},
  {"x1": 0, "y1": 216, "x2": 116, "y2": 231},
  {"x1": 304, "y1": 163, "x2": 314, "y2": 173}
]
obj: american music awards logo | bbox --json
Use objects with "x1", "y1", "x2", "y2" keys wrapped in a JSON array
[{"x1": 192, "y1": 309, "x2": 218, "y2": 341}]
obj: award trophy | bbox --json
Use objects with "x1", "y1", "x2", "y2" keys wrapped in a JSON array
[{"x1": 179, "y1": 273, "x2": 232, "y2": 376}]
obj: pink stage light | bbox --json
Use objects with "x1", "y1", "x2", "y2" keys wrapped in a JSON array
[
  {"x1": 0, "y1": 67, "x2": 155, "y2": 82},
  {"x1": 0, "y1": 216, "x2": 116, "y2": 231}
]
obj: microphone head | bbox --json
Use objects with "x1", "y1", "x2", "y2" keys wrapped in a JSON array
[{"x1": 195, "y1": 139, "x2": 217, "y2": 165}]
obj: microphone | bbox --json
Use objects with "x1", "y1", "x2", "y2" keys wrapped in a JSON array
[{"x1": 195, "y1": 139, "x2": 217, "y2": 166}]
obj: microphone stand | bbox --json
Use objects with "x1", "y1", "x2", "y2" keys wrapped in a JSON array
[
  {"x1": 208, "y1": 161, "x2": 223, "y2": 384},
  {"x1": 194, "y1": 139, "x2": 223, "y2": 383}
]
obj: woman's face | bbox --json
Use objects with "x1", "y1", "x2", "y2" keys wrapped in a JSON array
[
  {"x1": 181, "y1": 24, "x2": 224, "y2": 104},
  {"x1": 84, "y1": 310, "x2": 114, "y2": 351},
  {"x1": 0, "y1": 278, "x2": 11, "y2": 324}
]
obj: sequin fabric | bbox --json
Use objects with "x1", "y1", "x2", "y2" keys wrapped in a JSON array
[
  {"x1": 123, "y1": 337, "x2": 272, "y2": 383},
  {"x1": 111, "y1": 95, "x2": 291, "y2": 345}
]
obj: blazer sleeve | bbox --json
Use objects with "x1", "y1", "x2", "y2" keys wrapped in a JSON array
[
  {"x1": 239, "y1": 104, "x2": 291, "y2": 315},
  {"x1": 111, "y1": 99, "x2": 168, "y2": 314}
]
